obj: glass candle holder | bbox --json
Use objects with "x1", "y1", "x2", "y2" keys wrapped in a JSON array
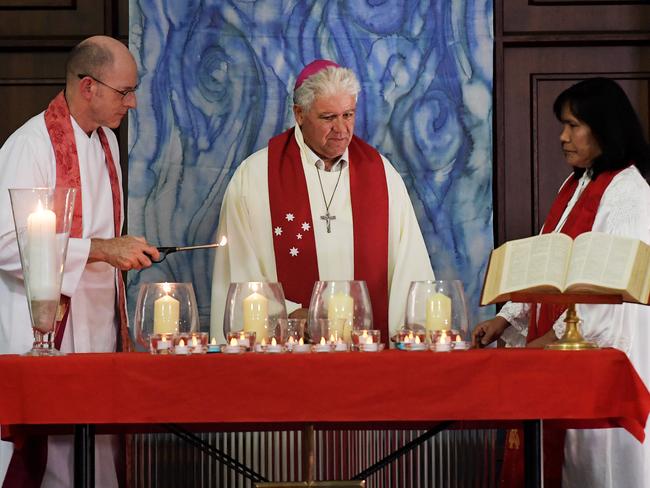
[
  {"x1": 9, "y1": 187, "x2": 77, "y2": 356},
  {"x1": 431, "y1": 329, "x2": 453, "y2": 352},
  {"x1": 404, "y1": 280, "x2": 469, "y2": 343},
  {"x1": 149, "y1": 333, "x2": 173, "y2": 355},
  {"x1": 227, "y1": 330, "x2": 256, "y2": 351},
  {"x1": 134, "y1": 282, "x2": 199, "y2": 349},
  {"x1": 223, "y1": 282, "x2": 287, "y2": 347},
  {"x1": 352, "y1": 329, "x2": 381, "y2": 352},
  {"x1": 308, "y1": 280, "x2": 372, "y2": 344}
]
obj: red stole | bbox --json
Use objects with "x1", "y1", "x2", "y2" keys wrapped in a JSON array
[
  {"x1": 2, "y1": 91, "x2": 130, "y2": 488},
  {"x1": 500, "y1": 166, "x2": 626, "y2": 488},
  {"x1": 267, "y1": 128, "x2": 390, "y2": 338},
  {"x1": 527, "y1": 167, "x2": 626, "y2": 342}
]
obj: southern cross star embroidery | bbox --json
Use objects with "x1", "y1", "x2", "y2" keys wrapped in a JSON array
[
  {"x1": 286, "y1": 213, "x2": 295, "y2": 222},
  {"x1": 296, "y1": 233, "x2": 302, "y2": 240},
  {"x1": 274, "y1": 226, "x2": 283, "y2": 236},
  {"x1": 301, "y1": 222, "x2": 310, "y2": 232},
  {"x1": 289, "y1": 247, "x2": 299, "y2": 257}
]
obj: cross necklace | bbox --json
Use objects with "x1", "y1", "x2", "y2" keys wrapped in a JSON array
[{"x1": 315, "y1": 165, "x2": 343, "y2": 233}]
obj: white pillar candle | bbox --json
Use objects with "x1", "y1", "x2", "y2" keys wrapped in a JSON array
[
  {"x1": 243, "y1": 291, "x2": 268, "y2": 340},
  {"x1": 327, "y1": 292, "x2": 354, "y2": 341},
  {"x1": 154, "y1": 291, "x2": 180, "y2": 334},
  {"x1": 26, "y1": 203, "x2": 58, "y2": 300},
  {"x1": 426, "y1": 292, "x2": 451, "y2": 332}
]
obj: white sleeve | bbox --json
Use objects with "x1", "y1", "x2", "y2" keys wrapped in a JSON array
[{"x1": 498, "y1": 301, "x2": 530, "y2": 347}]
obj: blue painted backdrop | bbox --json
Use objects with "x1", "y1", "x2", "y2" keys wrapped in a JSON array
[{"x1": 128, "y1": 0, "x2": 495, "y2": 332}]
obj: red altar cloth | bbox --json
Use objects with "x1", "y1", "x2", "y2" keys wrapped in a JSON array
[{"x1": 0, "y1": 349, "x2": 648, "y2": 440}]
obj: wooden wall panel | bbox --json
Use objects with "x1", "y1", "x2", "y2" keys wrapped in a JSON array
[{"x1": 495, "y1": 0, "x2": 650, "y2": 247}]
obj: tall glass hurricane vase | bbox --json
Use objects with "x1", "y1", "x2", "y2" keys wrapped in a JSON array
[{"x1": 9, "y1": 188, "x2": 76, "y2": 356}]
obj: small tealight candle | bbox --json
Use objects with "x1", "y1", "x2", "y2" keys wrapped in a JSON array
[
  {"x1": 408, "y1": 335, "x2": 427, "y2": 352},
  {"x1": 334, "y1": 339, "x2": 348, "y2": 352},
  {"x1": 266, "y1": 337, "x2": 283, "y2": 353},
  {"x1": 255, "y1": 337, "x2": 268, "y2": 353},
  {"x1": 404, "y1": 332, "x2": 415, "y2": 344},
  {"x1": 238, "y1": 331, "x2": 251, "y2": 349},
  {"x1": 292, "y1": 337, "x2": 311, "y2": 353},
  {"x1": 361, "y1": 335, "x2": 378, "y2": 352},
  {"x1": 174, "y1": 338, "x2": 189, "y2": 355},
  {"x1": 207, "y1": 337, "x2": 221, "y2": 353},
  {"x1": 453, "y1": 335, "x2": 469, "y2": 351},
  {"x1": 156, "y1": 334, "x2": 172, "y2": 354},
  {"x1": 224, "y1": 337, "x2": 243, "y2": 354},
  {"x1": 313, "y1": 337, "x2": 332, "y2": 353},
  {"x1": 434, "y1": 331, "x2": 452, "y2": 352}
]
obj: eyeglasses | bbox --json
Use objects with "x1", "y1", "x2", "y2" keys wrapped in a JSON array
[{"x1": 77, "y1": 74, "x2": 138, "y2": 100}]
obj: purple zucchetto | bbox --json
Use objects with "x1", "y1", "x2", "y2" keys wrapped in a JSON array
[{"x1": 294, "y1": 59, "x2": 341, "y2": 90}]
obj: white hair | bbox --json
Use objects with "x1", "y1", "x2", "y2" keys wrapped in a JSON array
[{"x1": 293, "y1": 66, "x2": 361, "y2": 111}]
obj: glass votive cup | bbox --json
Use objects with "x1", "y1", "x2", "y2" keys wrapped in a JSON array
[
  {"x1": 291, "y1": 338, "x2": 311, "y2": 353},
  {"x1": 352, "y1": 329, "x2": 381, "y2": 352},
  {"x1": 431, "y1": 329, "x2": 452, "y2": 352},
  {"x1": 227, "y1": 330, "x2": 256, "y2": 351},
  {"x1": 452, "y1": 331, "x2": 470, "y2": 351},
  {"x1": 187, "y1": 332, "x2": 208, "y2": 354},
  {"x1": 173, "y1": 334, "x2": 191, "y2": 355},
  {"x1": 207, "y1": 337, "x2": 221, "y2": 353},
  {"x1": 395, "y1": 328, "x2": 427, "y2": 350},
  {"x1": 223, "y1": 337, "x2": 245, "y2": 354},
  {"x1": 150, "y1": 333, "x2": 173, "y2": 355},
  {"x1": 311, "y1": 337, "x2": 333, "y2": 353},
  {"x1": 254, "y1": 337, "x2": 284, "y2": 353}
]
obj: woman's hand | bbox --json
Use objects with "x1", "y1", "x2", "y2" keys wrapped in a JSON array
[{"x1": 471, "y1": 316, "x2": 511, "y2": 348}]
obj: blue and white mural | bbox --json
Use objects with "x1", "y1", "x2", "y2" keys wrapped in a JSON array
[{"x1": 128, "y1": 0, "x2": 494, "y2": 331}]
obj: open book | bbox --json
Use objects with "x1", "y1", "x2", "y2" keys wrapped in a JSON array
[{"x1": 481, "y1": 231, "x2": 650, "y2": 305}]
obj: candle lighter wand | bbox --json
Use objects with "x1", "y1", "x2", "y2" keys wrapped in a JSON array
[{"x1": 150, "y1": 236, "x2": 227, "y2": 263}]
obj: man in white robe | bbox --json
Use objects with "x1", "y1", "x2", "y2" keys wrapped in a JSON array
[
  {"x1": 0, "y1": 36, "x2": 159, "y2": 487},
  {"x1": 210, "y1": 60, "x2": 434, "y2": 344}
]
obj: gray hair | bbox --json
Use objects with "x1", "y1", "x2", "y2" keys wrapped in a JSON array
[
  {"x1": 65, "y1": 40, "x2": 114, "y2": 83},
  {"x1": 293, "y1": 66, "x2": 361, "y2": 111}
]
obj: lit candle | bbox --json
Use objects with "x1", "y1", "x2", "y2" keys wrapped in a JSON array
[
  {"x1": 207, "y1": 337, "x2": 220, "y2": 353},
  {"x1": 153, "y1": 283, "x2": 179, "y2": 334},
  {"x1": 334, "y1": 339, "x2": 348, "y2": 352},
  {"x1": 408, "y1": 335, "x2": 427, "y2": 352},
  {"x1": 243, "y1": 290, "x2": 268, "y2": 340},
  {"x1": 313, "y1": 336, "x2": 332, "y2": 353},
  {"x1": 292, "y1": 337, "x2": 311, "y2": 353},
  {"x1": 426, "y1": 292, "x2": 451, "y2": 332},
  {"x1": 156, "y1": 334, "x2": 171, "y2": 352},
  {"x1": 266, "y1": 337, "x2": 283, "y2": 354},
  {"x1": 224, "y1": 337, "x2": 242, "y2": 354},
  {"x1": 434, "y1": 330, "x2": 452, "y2": 352},
  {"x1": 285, "y1": 336, "x2": 296, "y2": 352},
  {"x1": 328, "y1": 292, "x2": 354, "y2": 342},
  {"x1": 453, "y1": 335, "x2": 469, "y2": 351},
  {"x1": 174, "y1": 338, "x2": 189, "y2": 355},
  {"x1": 26, "y1": 202, "x2": 58, "y2": 300},
  {"x1": 361, "y1": 335, "x2": 378, "y2": 352},
  {"x1": 255, "y1": 337, "x2": 268, "y2": 353},
  {"x1": 190, "y1": 334, "x2": 206, "y2": 354},
  {"x1": 237, "y1": 331, "x2": 251, "y2": 349}
]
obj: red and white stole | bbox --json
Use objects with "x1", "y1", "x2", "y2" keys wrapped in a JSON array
[
  {"x1": 527, "y1": 166, "x2": 627, "y2": 342},
  {"x1": 43, "y1": 91, "x2": 130, "y2": 352},
  {"x1": 267, "y1": 128, "x2": 390, "y2": 339}
]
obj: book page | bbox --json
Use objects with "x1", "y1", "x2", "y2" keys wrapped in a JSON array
[
  {"x1": 566, "y1": 232, "x2": 636, "y2": 292},
  {"x1": 501, "y1": 234, "x2": 571, "y2": 292}
]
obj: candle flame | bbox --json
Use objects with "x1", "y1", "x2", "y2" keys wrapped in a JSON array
[
  {"x1": 211, "y1": 337, "x2": 217, "y2": 345},
  {"x1": 162, "y1": 282, "x2": 172, "y2": 294},
  {"x1": 261, "y1": 337, "x2": 267, "y2": 346},
  {"x1": 239, "y1": 331, "x2": 245, "y2": 339},
  {"x1": 230, "y1": 338, "x2": 238, "y2": 346},
  {"x1": 440, "y1": 331, "x2": 448, "y2": 344},
  {"x1": 218, "y1": 235, "x2": 228, "y2": 246},
  {"x1": 192, "y1": 336, "x2": 198, "y2": 347},
  {"x1": 329, "y1": 334, "x2": 336, "y2": 342},
  {"x1": 35, "y1": 200, "x2": 44, "y2": 212},
  {"x1": 362, "y1": 330, "x2": 368, "y2": 337},
  {"x1": 415, "y1": 335, "x2": 421, "y2": 344},
  {"x1": 271, "y1": 337, "x2": 277, "y2": 346},
  {"x1": 299, "y1": 338, "x2": 304, "y2": 345},
  {"x1": 320, "y1": 337, "x2": 326, "y2": 345},
  {"x1": 178, "y1": 339, "x2": 185, "y2": 347},
  {"x1": 455, "y1": 335, "x2": 462, "y2": 343},
  {"x1": 366, "y1": 335, "x2": 373, "y2": 345},
  {"x1": 288, "y1": 336, "x2": 295, "y2": 344},
  {"x1": 408, "y1": 332, "x2": 414, "y2": 340}
]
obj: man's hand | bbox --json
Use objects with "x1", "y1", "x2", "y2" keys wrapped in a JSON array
[
  {"x1": 471, "y1": 316, "x2": 510, "y2": 348},
  {"x1": 89, "y1": 236, "x2": 160, "y2": 270},
  {"x1": 526, "y1": 328, "x2": 558, "y2": 349}
]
